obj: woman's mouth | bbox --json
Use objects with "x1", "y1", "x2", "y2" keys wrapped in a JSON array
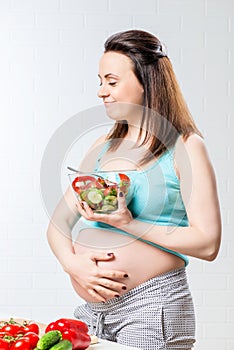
[{"x1": 104, "y1": 101, "x2": 115, "y2": 105}]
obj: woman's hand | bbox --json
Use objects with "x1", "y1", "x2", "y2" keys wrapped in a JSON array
[
  {"x1": 75, "y1": 191, "x2": 133, "y2": 229},
  {"x1": 64, "y1": 251, "x2": 129, "y2": 302}
]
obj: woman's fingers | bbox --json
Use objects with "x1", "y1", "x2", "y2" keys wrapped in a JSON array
[
  {"x1": 88, "y1": 284, "x2": 125, "y2": 302},
  {"x1": 76, "y1": 190, "x2": 128, "y2": 216},
  {"x1": 75, "y1": 200, "x2": 85, "y2": 213},
  {"x1": 98, "y1": 268, "x2": 129, "y2": 280},
  {"x1": 97, "y1": 277, "x2": 127, "y2": 294},
  {"x1": 94, "y1": 285, "x2": 120, "y2": 300},
  {"x1": 75, "y1": 191, "x2": 132, "y2": 229},
  {"x1": 88, "y1": 288, "x2": 106, "y2": 303},
  {"x1": 76, "y1": 201, "x2": 100, "y2": 220}
]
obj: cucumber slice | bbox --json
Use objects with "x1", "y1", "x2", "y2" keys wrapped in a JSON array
[
  {"x1": 101, "y1": 204, "x2": 116, "y2": 212},
  {"x1": 87, "y1": 189, "x2": 104, "y2": 204},
  {"x1": 80, "y1": 190, "x2": 88, "y2": 201},
  {"x1": 104, "y1": 195, "x2": 117, "y2": 206}
]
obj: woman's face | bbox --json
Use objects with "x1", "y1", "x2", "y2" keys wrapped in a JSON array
[{"x1": 98, "y1": 51, "x2": 144, "y2": 121}]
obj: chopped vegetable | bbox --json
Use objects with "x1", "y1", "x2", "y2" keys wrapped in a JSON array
[
  {"x1": 104, "y1": 195, "x2": 118, "y2": 206},
  {"x1": 87, "y1": 189, "x2": 104, "y2": 204},
  {"x1": 101, "y1": 204, "x2": 116, "y2": 212},
  {"x1": 71, "y1": 173, "x2": 131, "y2": 213}
]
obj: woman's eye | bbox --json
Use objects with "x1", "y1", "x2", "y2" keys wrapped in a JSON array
[{"x1": 109, "y1": 82, "x2": 117, "y2": 86}]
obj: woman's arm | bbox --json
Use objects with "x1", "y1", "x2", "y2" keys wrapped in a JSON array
[
  {"x1": 47, "y1": 136, "x2": 129, "y2": 302},
  {"x1": 46, "y1": 186, "x2": 80, "y2": 268},
  {"x1": 47, "y1": 186, "x2": 129, "y2": 301},
  {"x1": 77, "y1": 134, "x2": 222, "y2": 261}
]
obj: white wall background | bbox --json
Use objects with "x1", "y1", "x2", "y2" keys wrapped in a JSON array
[{"x1": 0, "y1": 1, "x2": 233, "y2": 349}]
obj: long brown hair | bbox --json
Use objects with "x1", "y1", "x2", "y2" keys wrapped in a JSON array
[{"x1": 104, "y1": 29, "x2": 202, "y2": 165}]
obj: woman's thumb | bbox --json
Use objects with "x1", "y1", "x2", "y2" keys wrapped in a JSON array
[{"x1": 118, "y1": 191, "x2": 127, "y2": 210}]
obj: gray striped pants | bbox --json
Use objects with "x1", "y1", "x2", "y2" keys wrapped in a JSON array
[{"x1": 74, "y1": 267, "x2": 195, "y2": 350}]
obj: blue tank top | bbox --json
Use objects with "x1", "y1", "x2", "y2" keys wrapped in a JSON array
[{"x1": 80, "y1": 141, "x2": 189, "y2": 266}]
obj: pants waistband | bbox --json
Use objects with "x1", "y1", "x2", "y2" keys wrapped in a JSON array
[{"x1": 87, "y1": 266, "x2": 187, "y2": 312}]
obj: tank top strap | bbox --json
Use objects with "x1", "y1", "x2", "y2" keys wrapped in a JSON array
[
  {"x1": 140, "y1": 142, "x2": 178, "y2": 180},
  {"x1": 159, "y1": 141, "x2": 180, "y2": 182},
  {"x1": 166, "y1": 135, "x2": 182, "y2": 166},
  {"x1": 150, "y1": 134, "x2": 181, "y2": 171},
  {"x1": 167, "y1": 144, "x2": 176, "y2": 161}
]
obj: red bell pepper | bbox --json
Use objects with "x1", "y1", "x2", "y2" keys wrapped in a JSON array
[
  {"x1": 72, "y1": 176, "x2": 96, "y2": 194},
  {"x1": 96, "y1": 177, "x2": 108, "y2": 188},
  {"x1": 119, "y1": 173, "x2": 130, "y2": 193},
  {"x1": 45, "y1": 321, "x2": 56, "y2": 332},
  {"x1": 119, "y1": 173, "x2": 130, "y2": 183},
  {"x1": 45, "y1": 318, "x2": 91, "y2": 350},
  {"x1": 58, "y1": 319, "x2": 88, "y2": 334},
  {"x1": 62, "y1": 328, "x2": 91, "y2": 350}
]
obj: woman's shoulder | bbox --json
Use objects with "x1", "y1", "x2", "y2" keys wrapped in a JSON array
[
  {"x1": 175, "y1": 133, "x2": 207, "y2": 157},
  {"x1": 174, "y1": 133, "x2": 211, "y2": 176}
]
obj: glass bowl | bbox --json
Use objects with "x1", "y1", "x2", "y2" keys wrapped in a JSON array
[{"x1": 68, "y1": 170, "x2": 135, "y2": 213}]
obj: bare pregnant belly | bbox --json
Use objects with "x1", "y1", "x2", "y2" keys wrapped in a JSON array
[{"x1": 72, "y1": 228, "x2": 185, "y2": 302}]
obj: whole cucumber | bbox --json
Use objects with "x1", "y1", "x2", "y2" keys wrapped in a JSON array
[
  {"x1": 49, "y1": 340, "x2": 72, "y2": 350},
  {"x1": 37, "y1": 330, "x2": 62, "y2": 350}
]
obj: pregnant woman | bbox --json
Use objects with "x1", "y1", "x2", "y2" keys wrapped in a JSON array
[{"x1": 47, "y1": 30, "x2": 221, "y2": 350}]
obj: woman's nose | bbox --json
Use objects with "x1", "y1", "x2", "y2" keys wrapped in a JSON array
[{"x1": 98, "y1": 84, "x2": 110, "y2": 98}]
